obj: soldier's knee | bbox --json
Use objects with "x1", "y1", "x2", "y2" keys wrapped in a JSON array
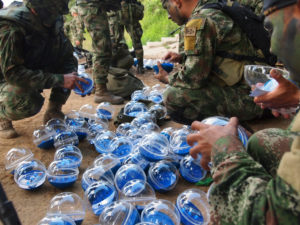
[{"x1": 2, "y1": 91, "x2": 44, "y2": 121}]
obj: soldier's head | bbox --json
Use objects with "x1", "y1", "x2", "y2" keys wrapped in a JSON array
[
  {"x1": 263, "y1": 0, "x2": 300, "y2": 79},
  {"x1": 161, "y1": 0, "x2": 199, "y2": 25},
  {"x1": 24, "y1": 0, "x2": 70, "y2": 27}
]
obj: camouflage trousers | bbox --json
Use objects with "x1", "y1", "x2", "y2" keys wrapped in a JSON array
[
  {"x1": 0, "y1": 83, "x2": 70, "y2": 121},
  {"x1": 163, "y1": 82, "x2": 264, "y2": 124},
  {"x1": 77, "y1": 4, "x2": 111, "y2": 85},
  {"x1": 247, "y1": 128, "x2": 294, "y2": 177},
  {"x1": 123, "y1": 21, "x2": 144, "y2": 64}
]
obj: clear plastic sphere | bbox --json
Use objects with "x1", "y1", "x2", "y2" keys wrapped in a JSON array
[
  {"x1": 87, "y1": 123, "x2": 106, "y2": 143},
  {"x1": 123, "y1": 151, "x2": 150, "y2": 172},
  {"x1": 131, "y1": 112, "x2": 156, "y2": 128},
  {"x1": 73, "y1": 73, "x2": 94, "y2": 96},
  {"x1": 84, "y1": 180, "x2": 118, "y2": 216},
  {"x1": 45, "y1": 118, "x2": 66, "y2": 130},
  {"x1": 161, "y1": 127, "x2": 176, "y2": 141},
  {"x1": 149, "y1": 104, "x2": 167, "y2": 120},
  {"x1": 179, "y1": 155, "x2": 207, "y2": 183},
  {"x1": 14, "y1": 159, "x2": 46, "y2": 190},
  {"x1": 93, "y1": 153, "x2": 121, "y2": 174},
  {"x1": 78, "y1": 104, "x2": 96, "y2": 120},
  {"x1": 244, "y1": 65, "x2": 289, "y2": 89},
  {"x1": 109, "y1": 137, "x2": 133, "y2": 162},
  {"x1": 81, "y1": 165, "x2": 115, "y2": 191},
  {"x1": 47, "y1": 192, "x2": 86, "y2": 225},
  {"x1": 139, "y1": 122, "x2": 161, "y2": 134},
  {"x1": 5, "y1": 148, "x2": 34, "y2": 174},
  {"x1": 33, "y1": 126, "x2": 56, "y2": 149},
  {"x1": 54, "y1": 145, "x2": 83, "y2": 168},
  {"x1": 119, "y1": 182, "x2": 156, "y2": 213},
  {"x1": 148, "y1": 90, "x2": 163, "y2": 104},
  {"x1": 125, "y1": 129, "x2": 143, "y2": 145},
  {"x1": 65, "y1": 111, "x2": 89, "y2": 141},
  {"x1": 93, "y1": 131, "x2": 116, "y2": 154},
  {"x1": 37, "y1": 215, "x2": 76, "y2": 225},
  {"x1": 136, "y1": 223, "x2": 156, "y2": 225},
  {"x1": 99, "y1": 201, "x2": 140, "y2": 225},
  {"x1": 138, "y1": 133, "x2": 169, "y2": 162},
  {"x1": 147, "y1": 160, "x2": 179, "y2": 192},
  {"x1": 115, "y1": 164, "x2": 146, "y2": 197},
  {"x1": 170, "y1": 129, "x2": 191, "y2": 156},
  {"x1": 176, "y1": 189, "x2": 210, "y2": 225},
  {"x1": 54, "y1": 131, "x2": 79, "y2": 149},
  {"x1": 124, "y1": 101, "x2": 148, "y2": 117},
  {"x1": 141, "y1": 199, "x2": 180, "y2": 225},
  {"x1": 47, "y1": 161, "x2": 79, "y2": 189},
  {"x1": 131, "y1": 90, "x2": 147, "y2": 101},
  {"x1": 116, "y1": 123, "x2": 135, "y2": 136},
  {"x1": 201, "y1": 116, "x2": 248, "y2": 147},
  {"x1": 96, "y1": 102, "x2": 114, "y2": 120}
]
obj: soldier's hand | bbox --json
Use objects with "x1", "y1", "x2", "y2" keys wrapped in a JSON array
[
  {"x1": 154, "y1": 62, "x2": 169, "y2": 84},
  {"x1": 254, "y1": 69, "x2": 300, "y2": 109},
  {"x1": 163, "y1": 52, "x2": 182, "y2": 63},
  {"x1": 63, "y1": 72, "x2": 88, "y2": 93},
  {"x1": 187, "y1": 117, "x2": 240, "y2": 170}
]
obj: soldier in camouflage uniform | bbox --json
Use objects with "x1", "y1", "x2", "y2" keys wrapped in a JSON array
[
  {"x1": 0, "y1": 0, "x2": 86, "y2": 139},
  {"x1": 157, "y1": 0, "x2": 268, "y2": 124},
  {"x1": 76, "y1": 0, "x2": 124, "y2": 104},
  {"x1": 68, "y1": 6, "x2": 85, "y2": 48},
  {"x1": 186, "y1": 0, "x2": 300, "y2": 223}
]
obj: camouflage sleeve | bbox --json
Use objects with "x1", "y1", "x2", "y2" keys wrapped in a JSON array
[
  {"x1": 0, "y1": 21, "x2": 64, "y2": 89},
  {"x1": 168, "y1": 17, "x2": 217, "y2": 89},
  {"x1": 209, "y1": 135, "x2": 300, "y2": 225}
]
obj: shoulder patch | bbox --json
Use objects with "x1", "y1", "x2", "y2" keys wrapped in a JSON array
[{"x1": 186, "y1": 18, "x2": 206, "y2": 30}]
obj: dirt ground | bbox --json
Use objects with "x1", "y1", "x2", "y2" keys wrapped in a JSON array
[{"x1": 0, "y1": 68, "x2": 291, "y2": 225}]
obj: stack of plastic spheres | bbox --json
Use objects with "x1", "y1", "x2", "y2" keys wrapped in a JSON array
[
  {"x1": 73, "y1": 72, "x2": 94, "y2": 96},
  {"x1": 65, "y1": 111, "x2": 90, "y2": 141},
  {"x1": 141, "y1": 199, "x2": 180, "y2": 225},
  {"x1": 84, "y1": 180, "x2": 118, "y2": 216},
  {"x1": 97, "y1": 102, "x2": 114, "y2": 120},
  {"x1": 176, "y1": 189, "x2": 210, "y2": 225},
  {"x1": 99, "y1": 201, "x2": 140, "y2": 225},
  {"x1": 46, "y1": 192, "x2": 86, "y2": 225},
  {"x1": 147, "y1": 160, "x2": 179, "y2": 193},
  {"x1": 201, "y1": 116, "x2": 248, "y2": 147}
]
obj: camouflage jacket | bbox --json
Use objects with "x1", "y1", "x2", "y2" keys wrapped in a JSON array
[
  {"x1": 209, "y1": 114, "x2": 300, "y2": 224},
  {"x1": 169, "y1": 0, "x2": 266, "y2": 89},
  {"x1": 0, "y1": 5, "x2": 77, "y2": 90}
]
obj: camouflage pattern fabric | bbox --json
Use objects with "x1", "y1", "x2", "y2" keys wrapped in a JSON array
[
  {"x1": 209, "y1": 132, "x2": 300, "y2": 225},
  {"x1": 0, "y1": 5, "x2": 75, "y2": 121},
  {"x1": 164, "y1": 0, "x2": 267, "y2": 123},
  {"x1": 77, "y1": 3, "x2": 111, "y2": 85},
  {"x1": 120, "y1": 1, "x2": 144, "y2": 64},
  {"x1": 247, "y1": 128, "x2": 294, "y2": 177},
  {"x1": 69, "y1": 6, "x2": 85, "y2": 48},
  {"x1": 164, "y1": 81, "x2": 263, "y2": 124}
]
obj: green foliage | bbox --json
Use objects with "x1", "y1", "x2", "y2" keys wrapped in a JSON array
[{"x1": 126, "y1": 0, "x2": 178, "y2": 47}]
